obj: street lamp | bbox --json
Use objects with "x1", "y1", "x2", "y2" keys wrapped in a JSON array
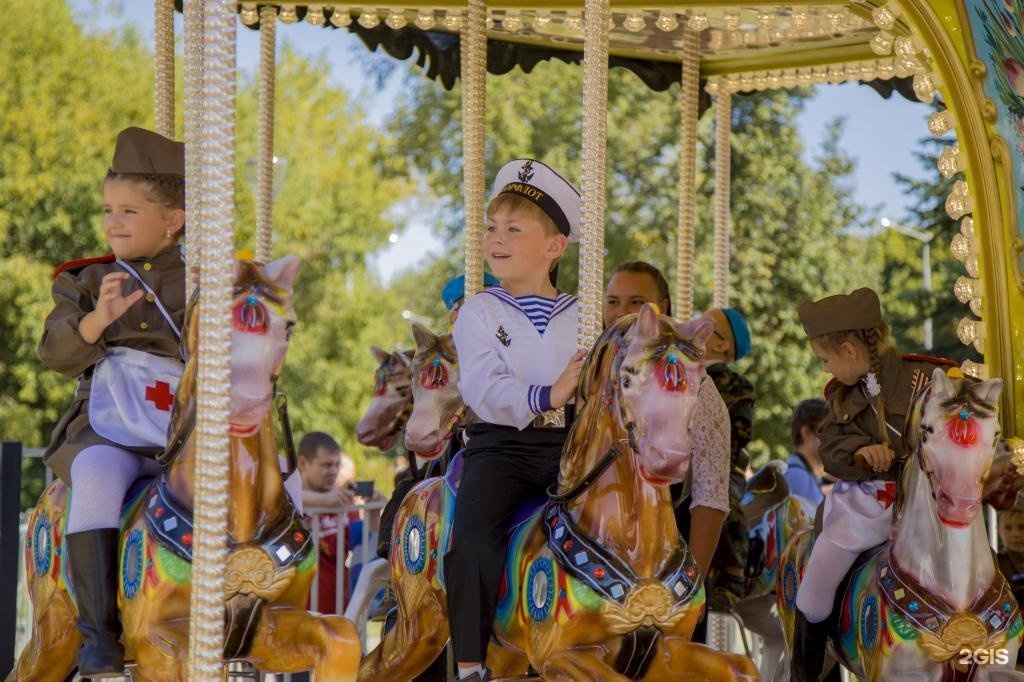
[{"x1": 880, "y1": 217, "x2": 935, "y2": 350}]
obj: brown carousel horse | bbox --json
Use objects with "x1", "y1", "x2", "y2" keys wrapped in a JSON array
[
  {"x1": 359, "y1": 304, "x2": 759, "y2": 681},
  {"x1": 356, "y1": 345, "x2": 414, "y2": 452},
  {"x1": 11, "y1": 257, "x2": 360, "y2": 682}
]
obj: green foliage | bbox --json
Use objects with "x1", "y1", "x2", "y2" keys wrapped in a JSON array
[
  {"x1": 0, "y1": 3, "x2": 412, "y2": 506},
  {"x1": 884, "y1": 136, "x2": 980, "y2": 363},
  {"x1": 389, "y1": 70, "x2": 877, "y2": 463}
]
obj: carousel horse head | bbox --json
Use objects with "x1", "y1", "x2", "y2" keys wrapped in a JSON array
[
  {"x1": 571, "y1": 303, "x2": 714, "y2": 486},
  {"x1": 907, "y1": 368, "x2": 1003, "y2": 528},
  {"x1": 356, "y1": 345, "x2": 413, "y2": 449},
  {"x1": 404, "y1": 322, "x2": 466, "y2": 458},
  {"x1": 178, "y1": 256, "x2": 300, "y2": 436}
]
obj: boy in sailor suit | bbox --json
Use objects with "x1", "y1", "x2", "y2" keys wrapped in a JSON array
[
  {"x1": 446, "y1": 159, "x2": 586, "y2": 682},
  {"x1": 38, "y1": 127, "x2": 186, "y2": 677}
]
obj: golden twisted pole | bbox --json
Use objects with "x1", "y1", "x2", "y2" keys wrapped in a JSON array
[
  {"x1": 461, "y1": 0, "x2": 487, "y2": 297},
  {"x1": 187, "y1": 0, "x2": 236, "y2": 677}
]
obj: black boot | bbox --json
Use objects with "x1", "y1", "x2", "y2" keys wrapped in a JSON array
[
  {"x1": 67, "y1": 529, "x2": 125, "y2": 678},
  {"x1": 791, "y1": 610, "x2": 828, "y2": 682}
]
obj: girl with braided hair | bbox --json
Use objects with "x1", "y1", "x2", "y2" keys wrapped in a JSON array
[{"x1": 789, "y1": 287, "x2": 958, "y2": 681}]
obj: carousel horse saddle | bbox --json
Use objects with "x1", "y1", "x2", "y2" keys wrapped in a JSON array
[
  {"x1": 443, "y1": 451, "x2": 546, "y2": 532},
  {"x1": 740, "y1": 461, "x2": 791, "y2": 525}
]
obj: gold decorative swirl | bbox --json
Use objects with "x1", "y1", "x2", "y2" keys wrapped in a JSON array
[
  {"x1": 223, "y1": 546, "x2": 294, "y2": 601},
  {"x1": 917, "y1": 612, "x2": 1004, "y2": 664},
  {"x1": 601, "y1": 580, "x2": 688, "y2": 635}
]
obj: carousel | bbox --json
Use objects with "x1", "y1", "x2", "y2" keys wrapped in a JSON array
[{"x1": 9, "y1": 1, "x2": 1024, "y2": 681}]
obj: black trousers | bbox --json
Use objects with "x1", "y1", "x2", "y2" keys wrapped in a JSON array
[{"x1": 444, "y1": 424, "x2": 564, "y2": 662}]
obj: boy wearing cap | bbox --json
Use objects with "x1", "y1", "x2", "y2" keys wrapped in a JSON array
[
  {"x1": 38, "y1": 127, "x2": 186, "y2": 676},
  {"x1": 792, "y1": 287, "x2": 957, "y2": 681},
  {"x1": 442, "y1": 271, "x2": 501, "y2": 327},
  {"x1": 697, "y1": 307, "x2": 756, "y2": 611},
  {"x1": 446, "y1": 159, "x2": 586, "y2": 682}
]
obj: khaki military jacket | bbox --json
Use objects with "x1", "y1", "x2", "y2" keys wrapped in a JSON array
[
  {"x1": 38, "y1": 245, "x2": 186, "y2": 483},
  {"x1": 819, "y1": 347, "x2": 954, "y2": 482}
]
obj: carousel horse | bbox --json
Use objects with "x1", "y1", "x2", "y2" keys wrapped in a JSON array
[
  {"x1": 356, "y1": 345, "x2": 414, "y2": 452},
  {"x1": 778, "y1": 369, "x2": 1023, "y2": 682},
  {"x1": 11, "y1": 257, "x2": 360, "y2": 682},
  {"x1": 725, "y1": 463, "x2": 816, "y2": 682},
  {"x1": 358, "y1": 304, "x2": 759, "y2": 681}
]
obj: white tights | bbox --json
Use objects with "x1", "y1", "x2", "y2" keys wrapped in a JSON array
[
  {"x1": 67, "y1": 445, "x2": 161, "y2": 533},
  {"x1": 794, "y1": 535, "x2": 860, "y2": 623}
]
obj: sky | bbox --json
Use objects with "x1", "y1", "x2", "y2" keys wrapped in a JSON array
[{"x1": 72, "y1": 1, "x2": 936, "y2": 282}]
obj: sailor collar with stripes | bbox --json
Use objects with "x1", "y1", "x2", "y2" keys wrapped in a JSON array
[{"x1": 453, "y1": 287, "x2": 579, "y2": 430}]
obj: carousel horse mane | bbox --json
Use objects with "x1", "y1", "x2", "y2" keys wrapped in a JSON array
[
  {"x1": 558, "y1": 311, "x2": 703, "y2": 495},
  {"x1": 411, "y1": 323, "x2": 456, "y2": 388},
  {"x1": 893, "y1": 371, "x2": 1001, "y2": 525}
]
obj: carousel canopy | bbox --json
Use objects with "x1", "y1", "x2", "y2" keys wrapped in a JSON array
[{"x1": 175, "y1": 2, "x2": 916, "y2": 98}]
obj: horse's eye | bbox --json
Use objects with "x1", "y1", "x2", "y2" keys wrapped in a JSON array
[{"x1": 622, "y1": 377, "x2": 631, "y2": 389}]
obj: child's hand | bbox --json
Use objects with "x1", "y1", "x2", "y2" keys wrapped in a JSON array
[
  {"x1": 95, "y1": 272, "x2": 144, "y2": 326},
  {"x1": 550, "y1": 349, "x2": 587, "y2": 409},
  {"x1": 855, "y1": 444, "x2": 896, "y2": 472}
]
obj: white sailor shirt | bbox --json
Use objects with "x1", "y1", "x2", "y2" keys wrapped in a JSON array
[{"x1": 453, "y1": 287, "x2": 579, "y2": 430}]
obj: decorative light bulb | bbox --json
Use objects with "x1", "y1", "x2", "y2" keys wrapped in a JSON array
[
  {"x1": 913, "y1": 72, "x2": 937, "y2": 102},
  {"x1": 240, "y1": 4, "x2": 259, "y2": 25},
  {"x1": 653, "y1": 11, "x2": 677, "y2": 31},
  {"x1": 532, "y1": 10, "x2": 551, "y2": 31},
  {"x1": 950, "y1": 233, "x2": 972, "y2": 262},
  {"x1": 415, "y1": 10, "x2": 435, "y2": 29},
  {"x1": 961, "y1": 216, "x2": 975, "y2": 238},
  {"x1": 331, "y1": 7, "x2": 353, "y2": 27},
  {"x1": 624, "y1": 11, "x2": 646, "y2": 32},
  {"x1": 442, "y1": 12, "x2": 461, "y2": 30},
  {"x1": 871, "y1": 31, "x2": 894, "y2": 55},
  {"x1": 928, "y1": 110, "x2": 954, "y2": 136},
  {"x1": 358, "y1": 10, "x2": 380, "y2": 28},
  {"x1": 954, "y1": 276, "x2": 979, "y2": 303},
  {"x1": 686, "y1": 13, "x2": 708, "y2": 31},
  {"x1": 279, "y1": 6, "x2": 298, "y2": 23},
  {"x1": 872, "y1": 5, "x2": 897, "y2": 30},
  {"x1": 306, "y1": 5, "x2": 326, "y2": 26},
  {"x1": 965, "y1": 254, "x2": 980, "y2": 278},
  {"x1": 723, "y1": 10, "x2": 741, "y2": 30},
  {"x1": 385, "y1": 10, "x2": 407, "y2": 29},
  {"x1": 937, "y1": 146, "x2": 964, "y2": 178},
  {"x1": 502, "y1": 10, "x2": 523, "y2": 32},
  {"x1": 957, "y1": 317, "x2": 979, "y2": 345},
  {"x1": 969, "y1": 297, "x2": 983, "y2": 317},
  {"x1": 961, "y1": 360, "x2": 987, "y2": 380},
  {"x1": 791, "y1": 8, "x2": 809, "y2": 30},
  {"x1": 564, "y1": 10, "x2": 582, "y2": 32}
]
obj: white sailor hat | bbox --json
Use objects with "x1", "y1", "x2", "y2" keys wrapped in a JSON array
[{"x1": 491, "y1": 159, "x2": 582, "y2": 244}]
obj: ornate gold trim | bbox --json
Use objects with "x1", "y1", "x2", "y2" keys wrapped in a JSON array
[{"x1": 900, "y1": 0, "x2": 1018, "y2": 436}]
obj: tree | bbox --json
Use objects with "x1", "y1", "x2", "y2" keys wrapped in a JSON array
[
  {"x1": 387, "y1": 65, "x2": 879, "y2": 462},
  {"x1": 0, "y1": 2, "x2": 414, "y2": 506},
  {"x1": 884, "y1": 135, "x2": 981, "y2": 363}
]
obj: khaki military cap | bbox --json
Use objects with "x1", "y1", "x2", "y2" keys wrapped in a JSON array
[
  {"x1": 110, "y1": 127, "x2": 184, "y2": 177},
  {"x1": 798, "y1": 287, "x2": 882, "y2": 338}
]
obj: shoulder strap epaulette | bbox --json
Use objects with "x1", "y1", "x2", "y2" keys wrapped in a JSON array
[
  {"x1": 823, "y1": 378, "x2": 839, "y2": 399},
  {"x1": 901, "y1": 353, "x2": 959, "y2": 368},
  {"x1": 53, "y1": 254, "x2": 116, "y2": 280}
]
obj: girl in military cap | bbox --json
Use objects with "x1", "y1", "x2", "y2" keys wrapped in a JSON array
[
  {"x1": 37, "y1": 127, "x2": 186, "y2": 677},
  {"x1": 446, "y1": 159, "x2": 586, "y2": 682},
  {"x1": 790, "y1": 287, "x2": 958, "y2": 681}
]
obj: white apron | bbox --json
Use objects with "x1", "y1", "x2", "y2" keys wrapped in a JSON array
[{"x1": 87, "y1": 259, "x2": 184, "y2": 449}]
